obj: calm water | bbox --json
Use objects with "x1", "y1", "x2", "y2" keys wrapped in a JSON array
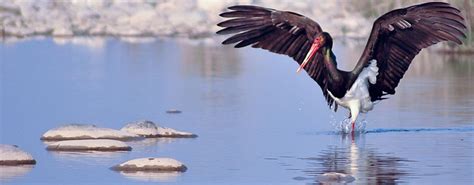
[{"x1": 1, "y1": 37, "x2": 473, "y2": 184}]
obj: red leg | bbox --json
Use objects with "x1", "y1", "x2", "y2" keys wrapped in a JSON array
[{"x1": 351, "y1": 121, "x2": 355, "y2": 139}]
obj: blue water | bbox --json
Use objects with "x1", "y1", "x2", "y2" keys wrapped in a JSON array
[{"x1": 1, "y1": 37, "x2": 473, "y2": 184}]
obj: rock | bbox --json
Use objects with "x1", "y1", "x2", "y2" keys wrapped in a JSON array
[
  {"x1": 52, "y1": 26, "x2": 73, "y2": 36},
  {"x1": 120, "y1": 120, "x2": 197, "y2": 138},
  {"x1": 316, "y1": 172, "x2": 355, "y2": 183},
  {"x1": 41, "y1": 124, "x2": 140, "y2": 141},
  {"x1": 46, "y1": 139, "x2": 132, "y2": 151},
  {"x1": 156, "y1": 127, "x2": 197, "y2": 138},
  {"x1": 0, "y1": 0, "x2": 372, "y2": 40},
  {"x1": 120, "y1": 120, "x2": 159, "y2": 137},
  {"x1": 111, "y1": 157, "x2": 187, "y2": 172},
  {"x1": 0, "y1": 145, "x2": 36, "y2": 165}
]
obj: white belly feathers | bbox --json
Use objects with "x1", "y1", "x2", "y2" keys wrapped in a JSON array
[{"x1": 328, "y1": 60, "x2": 379, "y2": 114}]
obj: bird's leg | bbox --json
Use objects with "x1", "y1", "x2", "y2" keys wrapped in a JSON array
[
  {"x1": 349, "y1": 102, "x2": 360, "y2": 134},
  {"x1": 351, "y1": 122, "x2": 356, "y2": 139},
  {"x1": 351, "y1": 121, "x2": 355, "y2": 132},
  {"x1": 348, "y1": 112, "x2": 354, "y2": 132}
]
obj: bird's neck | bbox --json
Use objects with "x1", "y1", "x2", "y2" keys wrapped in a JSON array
[
  {"x1": 323, "y1": 48, "x2": 343, "y2": 83},
  {"x1": 323, "y1": 47, "x2": 351, "y2": 98}
]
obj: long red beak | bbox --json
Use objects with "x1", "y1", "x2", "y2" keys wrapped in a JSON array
[{"x1": 296, "y1": 41, "x2": 321, "y2": 73}]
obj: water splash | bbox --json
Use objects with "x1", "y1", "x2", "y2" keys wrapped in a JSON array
[{"x1": 333, "y1": 118, "x2": 367, "y2": 134}]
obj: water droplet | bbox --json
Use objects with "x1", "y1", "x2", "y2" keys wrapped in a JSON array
[{"x1": 333, "y1": 118, "x2": 367, "y2": 134}]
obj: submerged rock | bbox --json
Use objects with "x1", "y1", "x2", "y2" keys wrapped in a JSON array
[
  {"x1": 41, "y1": 124, "x2": 140, "y2": 141},
  {"x1": 121, "y1": 120, "x2": 197, "y2": 138},
  {"x1": 46, "y1": 139, "x2": 132, "y2": 151},
  {"x1": 166, "y1": 109, "x2": 182, "y2": 114},
  {"x1": 111, "y1": 157, "x2": 187, "y2": 172},
  {"x1": 316, "y1": 172, "x2": 355, "y2": 183},
  {"x1": 0, "y1": 145, "x2": 36, "y2": 165}
]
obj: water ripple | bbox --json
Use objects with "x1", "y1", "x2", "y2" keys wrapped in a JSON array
[
  {"x1": 365, "y1": 127, "x2": 474, "y2": 134},
  {"x1": 304, "y1": 127, "x2": 474, "y2": 135}
]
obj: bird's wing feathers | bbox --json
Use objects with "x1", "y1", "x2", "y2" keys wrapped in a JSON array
[
  {"x1": 353, "y1": 2, "x2": 467, "y2": 101},
  {"x1": 217, "y1": 5, "x2": 338, "y2": 110}
]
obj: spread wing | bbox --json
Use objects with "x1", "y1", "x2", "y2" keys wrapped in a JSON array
[
  {"x1": 353, "y1": 2, "x2": 467, "y2": 101},
  {"x1": 217, "y1": 5, "x2": 339, "y2": 110}
]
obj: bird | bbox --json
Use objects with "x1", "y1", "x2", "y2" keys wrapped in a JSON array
[{"x1": 216, "y1": 2, "x2": 467, "y2": 132}]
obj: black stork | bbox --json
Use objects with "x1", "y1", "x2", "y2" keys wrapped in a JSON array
[{"x1": 216, "y1": 2, "x2": 467, "y2": 132}]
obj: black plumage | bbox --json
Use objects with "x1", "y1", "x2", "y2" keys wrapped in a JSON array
[
  {"x1": 217, "y1": 2, "x2": 467, "y2": 111},
  {"x1": 217, "y1": 5, "x2": 340, "y2": 110},
  {"x1": 352, "y1": 2, "x2": 467, "y2": 101}
]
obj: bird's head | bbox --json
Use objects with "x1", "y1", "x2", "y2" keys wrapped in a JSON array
[{"x1": 297, "y1": 32, "x2": 332, "y2": 73}]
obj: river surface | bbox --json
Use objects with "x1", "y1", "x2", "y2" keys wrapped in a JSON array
[{"x1": 1, "y1": 37, "x2": 473, "y2": 184}]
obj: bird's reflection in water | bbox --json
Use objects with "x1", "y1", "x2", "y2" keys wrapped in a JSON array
[{"x1": 300, "y1": 134, "x2": 413, "y2": 184}]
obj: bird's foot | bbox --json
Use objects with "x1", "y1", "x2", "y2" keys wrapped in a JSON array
[{"x1": 350, "y1": 121, "x2": 357, "y2": 139}]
